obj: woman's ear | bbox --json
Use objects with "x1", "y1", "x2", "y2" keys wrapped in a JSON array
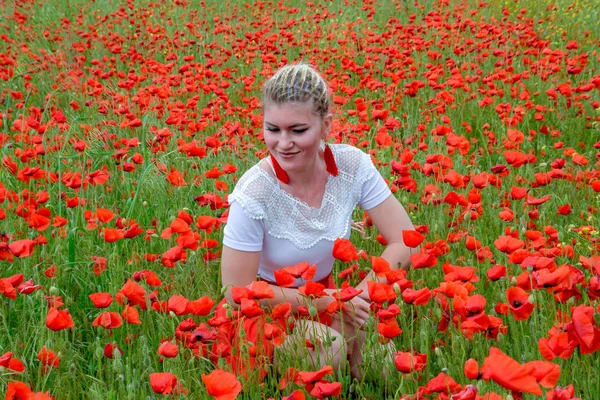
[{"x1": 322, "y1": 113, "x2": 333, "y2": 139}]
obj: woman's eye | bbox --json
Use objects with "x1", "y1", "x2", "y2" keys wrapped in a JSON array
[
  {"x1": 265, "y1": 127, "x2": 279, "y2": 132},
  {"x1": 292, "y1": 128, "x2": 308, "y2": 134}
]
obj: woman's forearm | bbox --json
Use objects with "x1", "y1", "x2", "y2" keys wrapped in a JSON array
[{"x1": 355, "y1": 241, "x2": 416, "y2": 299}]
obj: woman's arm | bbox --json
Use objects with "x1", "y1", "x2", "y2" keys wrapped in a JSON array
[
  {"x1": 354, "y1": 194, "x2": 417, "y2": 297},
  {"x1": 221, "y1": 245, "x2": 371, "y2": 324}
]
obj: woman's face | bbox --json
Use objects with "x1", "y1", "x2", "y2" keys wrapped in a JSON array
[{"x1": 263, "y1": 101, "x2": 331, "y2": 175}]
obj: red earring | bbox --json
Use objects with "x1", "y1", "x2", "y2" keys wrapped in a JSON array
[
  {"x1": 270, "y1": 154, "x2": 290, "y2": 184},
  {"x1": 324, "y1": 144, "x2": 338, "y2": 177}
]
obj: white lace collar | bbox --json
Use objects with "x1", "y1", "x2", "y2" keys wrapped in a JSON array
[{"x1": 228, "y1": 144, "x2": 376, "y2": 249}]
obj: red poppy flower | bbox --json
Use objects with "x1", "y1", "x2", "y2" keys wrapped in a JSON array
[
  {"x1": 295, "y1": 365, "x2": 333, "y2": 385},
  {"x1": 149, "y1": 372, "x2": 179, "y2": 395},
  {"x1": 480, "y1": 347, "x2": 542, "y2": 395},
  {"x1": 46, "y1": 307, "x2": 75, "y2": 331},
  {"x1": 423, "y1": 372, "x2": 462, "y2": 395},
  {"x1": 0, "y1": 352, "x2": 26, "y2": 373},
  {"x1": 377, "y1": 318, "x2": 402, "y2": 339},
  {"x1": 201, "y1": 369, "x2": 242, "y2": 400},
  {"x1": 464, "y1": 358, "x2": 479, "y2": 379},
  {"x1": 402, "y1": 230, "x2": 425, "y2": 248},
  {"x1": 89, "y1": 292, "x2": 113, "y2": 308},
  {"x1": 367, "y1": 281, "x2": 396, "y2": 304},
  {"x1": 402, "y1": 287, "x2": 432, "y2": 306},
  {"x1": 371, "y1": 256, "x2": 390, "y2": 276},
  {"x1": 246, "y1": 281, "x2": 274, "y2": 299},
  {"x1": 410, "y1": 252, "x2": 438, "y2": 269},
  {"x1": 394, "y1": 351, "x2": 427, "y2": 373},
  {"x1": 186, "y1": 296, "x2": 215, "y2": 316},
  {"x1": 104, "y1": 343, "x2": 123, "y2": 359},
  {"x1": 92, "y1": 311, "x2": 122, "y2": 331},
  {"x1": 122, "y1": 305, "x2": 142, "y2": 325},
  {"x1": 332, "y1": 238, "x2": 359, "y2": 262},
  {"x1": 523, "y1": 360, "x2": 560, "y2": 388},
  {"x1": 506, "y1": 287, "x2": 535, "y2": 320},
  {"x1": 8, "y1": 239, "x2": 36, "y2": 258},
  {"x1": 310, "y1": 381, "x2": 342, "y2": 399},
  {"x1": 167, "y1": 295, "x2": 189, "y2": 316},
  {"x1": 274, "y1": 269, "x2": 295, "y2": 287},
  {"x1": 158, "y1": 341, "x2": 179, "y2": 359},
  {"x1": 6, "y1": 381, "x2": 33, "y2": 399},
  {"x1": 37, "y1": 346, "x2": 60, "y2": 369}
]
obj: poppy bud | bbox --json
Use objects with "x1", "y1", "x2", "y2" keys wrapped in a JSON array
[
  {"x1": 528, "y1": 294, "x2": 535, "y2": 304},
  {"x1": 49, "y1": 286, "x2": 59, "y2": 296},
  {"x1": 308, "y1": 305, "x2": 317, "y2": 317},
  {"x1": 225, "y1": 309, "x2": 233, "y2": 319}
]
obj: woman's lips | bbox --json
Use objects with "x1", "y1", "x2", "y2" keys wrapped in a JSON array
[{"x1": 279, "y1": 152, "x2": 299, "y2": 159}]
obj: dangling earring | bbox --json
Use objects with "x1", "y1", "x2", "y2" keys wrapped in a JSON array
[
  {"x1": 270, "y1": 154, "x2": 290, "y2": 184},
  {"x1": 324, "y1": 143, "x2": 338, "y2": 177}
]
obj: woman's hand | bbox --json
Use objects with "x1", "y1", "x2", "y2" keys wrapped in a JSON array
[{"x1": 342, "y1": 295, "x2": 372, "y2": 329}]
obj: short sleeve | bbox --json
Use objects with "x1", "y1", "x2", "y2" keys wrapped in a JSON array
[
  {"x1": 222, "y1": 200, "x2": 265, "y2": 252},
  {"x1": 358, "y1": 167, "x2": 392, "y2": 210}
]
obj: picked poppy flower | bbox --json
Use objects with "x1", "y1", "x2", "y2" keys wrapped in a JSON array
[
  {"x1": 371, "y1": 256, "x2": 390, "y2": 276},
  {"x1": 332, "y1": 238, "x2": 359, "y2": 262},
  {"x1": 246, "y1": 281, "x2": 274, "y2": 299},
  {"x1": 201, "y1": 369, "x2": 242, "y2": 400},
  {"x1": 274, "y1": 269, "x2": 296, "y2": 287},
  {"x1": 298, "y1": 281, "x2": 328, "y2": 298},
  {"x1": 368, "y1": 281, "x2": 396, "y2": 304}
]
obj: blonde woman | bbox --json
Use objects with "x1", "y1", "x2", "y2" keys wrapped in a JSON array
[{"x1": 221, "y1": 63, "x2": 415, "y2": 378}]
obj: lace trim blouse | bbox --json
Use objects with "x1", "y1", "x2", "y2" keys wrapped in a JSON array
[{"x1": 223, "y1": 144, "x2": 391, "y2": 285}]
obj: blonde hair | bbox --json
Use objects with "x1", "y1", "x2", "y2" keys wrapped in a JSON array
[{"x1": 262, "y1": 64, "x2": 330, "y2": 118}]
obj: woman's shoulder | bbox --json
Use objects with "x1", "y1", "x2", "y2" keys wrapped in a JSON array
[
  {"x1": 331, "y1": 144, "x2": 374, "y2": 175},
  {"x1": 228, "y1": 161, "x2": 276, "y2": 210}
]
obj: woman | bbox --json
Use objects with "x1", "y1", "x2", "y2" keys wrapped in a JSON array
[{"x1": 221, "y1": 63, "x2": 416, "y2": 379}]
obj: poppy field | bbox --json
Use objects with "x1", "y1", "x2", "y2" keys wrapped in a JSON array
[{"x1": 1, "y1": 0, "x2": 600, "y2": 398}]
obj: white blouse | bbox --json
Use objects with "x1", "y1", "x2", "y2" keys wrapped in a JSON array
[{"x1": 223, "y1": 144, "x2": 391, "y2": 286}]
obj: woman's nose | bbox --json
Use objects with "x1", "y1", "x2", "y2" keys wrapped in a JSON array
[{"x1": 278, "y1": 131, "x2": 294, "y2": 149}]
